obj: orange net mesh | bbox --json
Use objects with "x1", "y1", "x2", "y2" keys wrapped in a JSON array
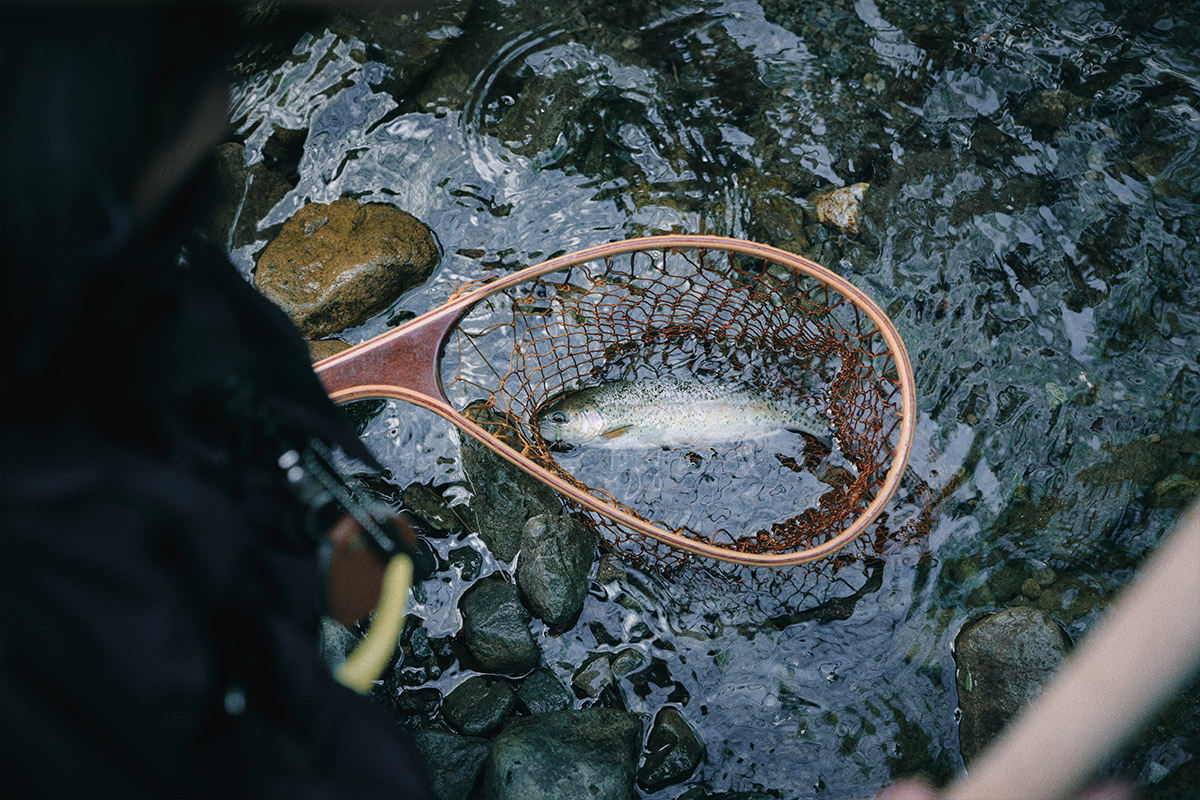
[{"x1": 440, "y1": 242, "x2": 913, "y2": 570}]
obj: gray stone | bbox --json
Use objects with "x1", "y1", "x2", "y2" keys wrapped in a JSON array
[
  {"x1": 459, "y1": 575, "x2": 541, "y2": 675},
  {"x1": 402, "y1": 483, "x2": 464, "y2": 533},
  {"x1": 481, "y1": 708, "x2": 643, "y2": 800},
  {"x1": 638, "y1": 706, "x2": 705, "y2": 792},
  {"x1": 1031, "y1": 565, "x2": 1058, "y2": 587},
  {"x1": 254, "y1": 198, "x2": 438, "y2": 337},
  {"x1": 411, "y1": 728, "x2": 491, "y2": 800},
  {"x1": 448, "y1": 547, "x2": 483, "y2": 582},
  {"x1": 328, "y1": 0, "x2": 473, "y2": 102},
  {"x1": 954, "y1": 606, "x2": 1070, "y2": 764},
  {"x1": 516, "y1": 668, "x2": 573, "y2": 715},
  {"x1": 205, "y1": 141, "x2": 293, "y2": 251},
  {"x1": 461, "y1": 407, "x2": 562, "y2": 561},
  {"x1": 443, "y1": 675, "x2": 516, "y2": 737},
  {"x1": 516, "y1": 514, "x2": 597, "y2": 627},
  {"x1": 572, "y1": 654, "x2": 615, "y2": 699},
  {"x1": 676, "y1": 791, "x2": 779, "y2": 800},
  {"x1": 389, "y1": 687, "x2": 441, "y2": 716}
]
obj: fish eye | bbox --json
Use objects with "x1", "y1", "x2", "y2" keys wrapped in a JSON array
[{"x1": 550, "y1": 411, "x2": 568, "y2": 424}]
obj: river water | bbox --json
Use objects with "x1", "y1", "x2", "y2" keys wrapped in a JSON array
[{"x1": 228, "y1": 1, "x2": 1199, "y2": 796}]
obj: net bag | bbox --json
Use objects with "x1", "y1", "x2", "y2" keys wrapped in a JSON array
[{"x1": 429, "y1": 236, "x2": 917, "y2": 569}]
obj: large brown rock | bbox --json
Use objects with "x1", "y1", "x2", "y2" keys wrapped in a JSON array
[{"x1": 254, "y1": 198, "x2": 437, "y2": 336}]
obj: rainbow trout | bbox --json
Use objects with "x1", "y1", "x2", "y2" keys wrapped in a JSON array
[{"x1": 537, "y1": 375, "x2": 829, "y2": 448}]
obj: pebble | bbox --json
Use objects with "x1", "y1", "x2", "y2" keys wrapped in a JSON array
[
  {"x1": 810, "y1": 182, "x2": 869, "y2": 234},
  {"x1": 443, "y1": 675, "x2": 516, "y2": 737},
  {"x1": 516, "y1": 514, "x2": 598, "y2": 627},
  {"x1": 573, "y1": 654, "x2": 615, "y2": 699},
  {"x1": 458, "y1": 575, "x2": 541, "y2": 675},
  {"x1": 1031, "y1": 565, "x2": 1058, "y2": 586},
  {"x1": 401, "y1": 483, "x2": 462, "y2": 533},
  {"x1": 516, "y1": 668, "x2": 573, "y2": 715},
  {"x1": 637, "y1": 706, "x2": 705, "y2": 792}
]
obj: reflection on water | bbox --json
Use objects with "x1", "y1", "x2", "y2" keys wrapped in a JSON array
[{"x1": 231, "y1": 0, "x2": 1199, "y2": 796}]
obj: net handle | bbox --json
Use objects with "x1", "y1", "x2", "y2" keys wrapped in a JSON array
[{"x1": 314, "y1": 235, "x2": 917, "y2": 566}]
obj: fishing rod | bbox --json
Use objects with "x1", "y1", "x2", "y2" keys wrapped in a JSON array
[{"x1": 278, "y1": 439, "x2": 425, "y2": 693}]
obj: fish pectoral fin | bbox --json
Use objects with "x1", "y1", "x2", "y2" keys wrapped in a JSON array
[{"x1": 600, "y1": 425, "x2": 634, "y2": 440}]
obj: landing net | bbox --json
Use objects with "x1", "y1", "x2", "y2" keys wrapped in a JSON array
[{"x1": 440, "y1": 240, "x2": 915, "y2": 570}]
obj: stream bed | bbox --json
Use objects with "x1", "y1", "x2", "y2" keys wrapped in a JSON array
[{"x1": 225, "y1": 1, "x2": 1200, "y2": 797}]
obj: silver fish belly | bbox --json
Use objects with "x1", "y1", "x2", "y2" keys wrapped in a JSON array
[{"x1": 537, "y1": 375, "x2": 829, "y2": 448}]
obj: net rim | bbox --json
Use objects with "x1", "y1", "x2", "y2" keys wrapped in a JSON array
[{"x1": 319, "y1": 235, "x2": 918, "y2": 567}]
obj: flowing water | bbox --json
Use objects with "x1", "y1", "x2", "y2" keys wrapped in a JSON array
[{"x1": 229, "y1": 1, "x2": 1199, "y2": 796}]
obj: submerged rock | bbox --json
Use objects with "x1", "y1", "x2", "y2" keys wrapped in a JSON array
[
  {"x1": 205, "y1": 141, "x2": 294, "y2": 251},
  {"x1": 810, "y1": 182, "x2": 869, "y2": 235},
  {"x1": 461, "y1": 407, "x2": 562, "y2": 561},
  {"x1": 254, "y1": 198, "x2": 437, "y2": 337},
  {"x1": 443, "y1": 675, "x2": 516, "y2": 737},
  {"x1": 402, "y1": 483, "x2": 464, "y2": 534},
  {"x1": 329, "y1": 0, "x2": 473, "y2": 102},
  {"x1": 1153, "y1": 472, "x2": 1200, "y2": 508},
  {"x1": 458, "y1": 575, "x2": 541, "y2": 675},
  {"x1": 954, "y1": 606, "x2": 1070, "y2": 764},
  {"x1": 638, "y1": 706, "x2": 705, "y2": 792},
  {"x1": 481, "y1": 708, "x2": 644, "y2": 800},
  {"x1": 675, "y1": 790, "x2": 780, "y2": 800},
  {"x1": 516, "y1": 668, "x2": 573, "y2": 715},
  {"x1": 410, "y1": 728, "x2": 491, "y2": 800},
  {"x1": 517, "y1": 514, "x2": 598, "y2": 627},
  {"x1": 572, "y1": 654, "x2": 616, "y2": 700}
]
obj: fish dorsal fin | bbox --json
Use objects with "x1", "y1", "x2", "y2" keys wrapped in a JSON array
[{"x1": 600, "y1": 425, "x2": 633, "y2": 440}]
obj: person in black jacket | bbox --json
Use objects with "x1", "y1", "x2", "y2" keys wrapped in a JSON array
[{"x1": 0, "y1": 2, "x2": 433, "y2": 796}]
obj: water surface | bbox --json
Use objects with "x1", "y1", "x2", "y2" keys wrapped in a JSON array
[{"x1": 231, "y1": 1, "x2": 1200, "y2": 795}]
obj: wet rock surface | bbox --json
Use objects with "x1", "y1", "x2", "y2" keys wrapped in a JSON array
[
  {"x1": 638, "y1": 706, "x2": 705, "y2": 792},
  {"x1": 328, "y1": 0, "x2": 474, "y2": 103},
  {"x1": 676, "y1": 790, "x2": 780, "y2": 800},
  {"x1": 402, "y1": 483, "x2": 466, "y2": 534},
  {"x1": 954, "y1": 606, "x2": 1071, "y2": 764},
  {"x1": 206, "y1": 141, "x2": 294, "y2": 251},
  {"x1": 458, "y1": 575, "x2": 540, "y2": 675},
  {"x1": 254, "y1": 198, "x2": 437, "y2": 337},
  {"x1": 481, "y1": 708, "x2": 644, "y2": 800},
  {"x1": 460, "y1": 430, "x2": 562, "y2": 562},
  {"x1": 305, "y1": 337, "x2": 350, "y2": 362},
  {"x1": 516, "y1": 514, "x2": 597, "y2": 627},
  {"x1": 515, "y1": 667, "x2": 573, "y2": 715},
  {"x1": 410, "y1": 728, "x2": 491, "y2": 800},
  {"x1": 809, "y1": 182, "x2": 869, "y2": 235},
  {"x1": 443, "y1": 675, "x2": 515, "y2": 736}
]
